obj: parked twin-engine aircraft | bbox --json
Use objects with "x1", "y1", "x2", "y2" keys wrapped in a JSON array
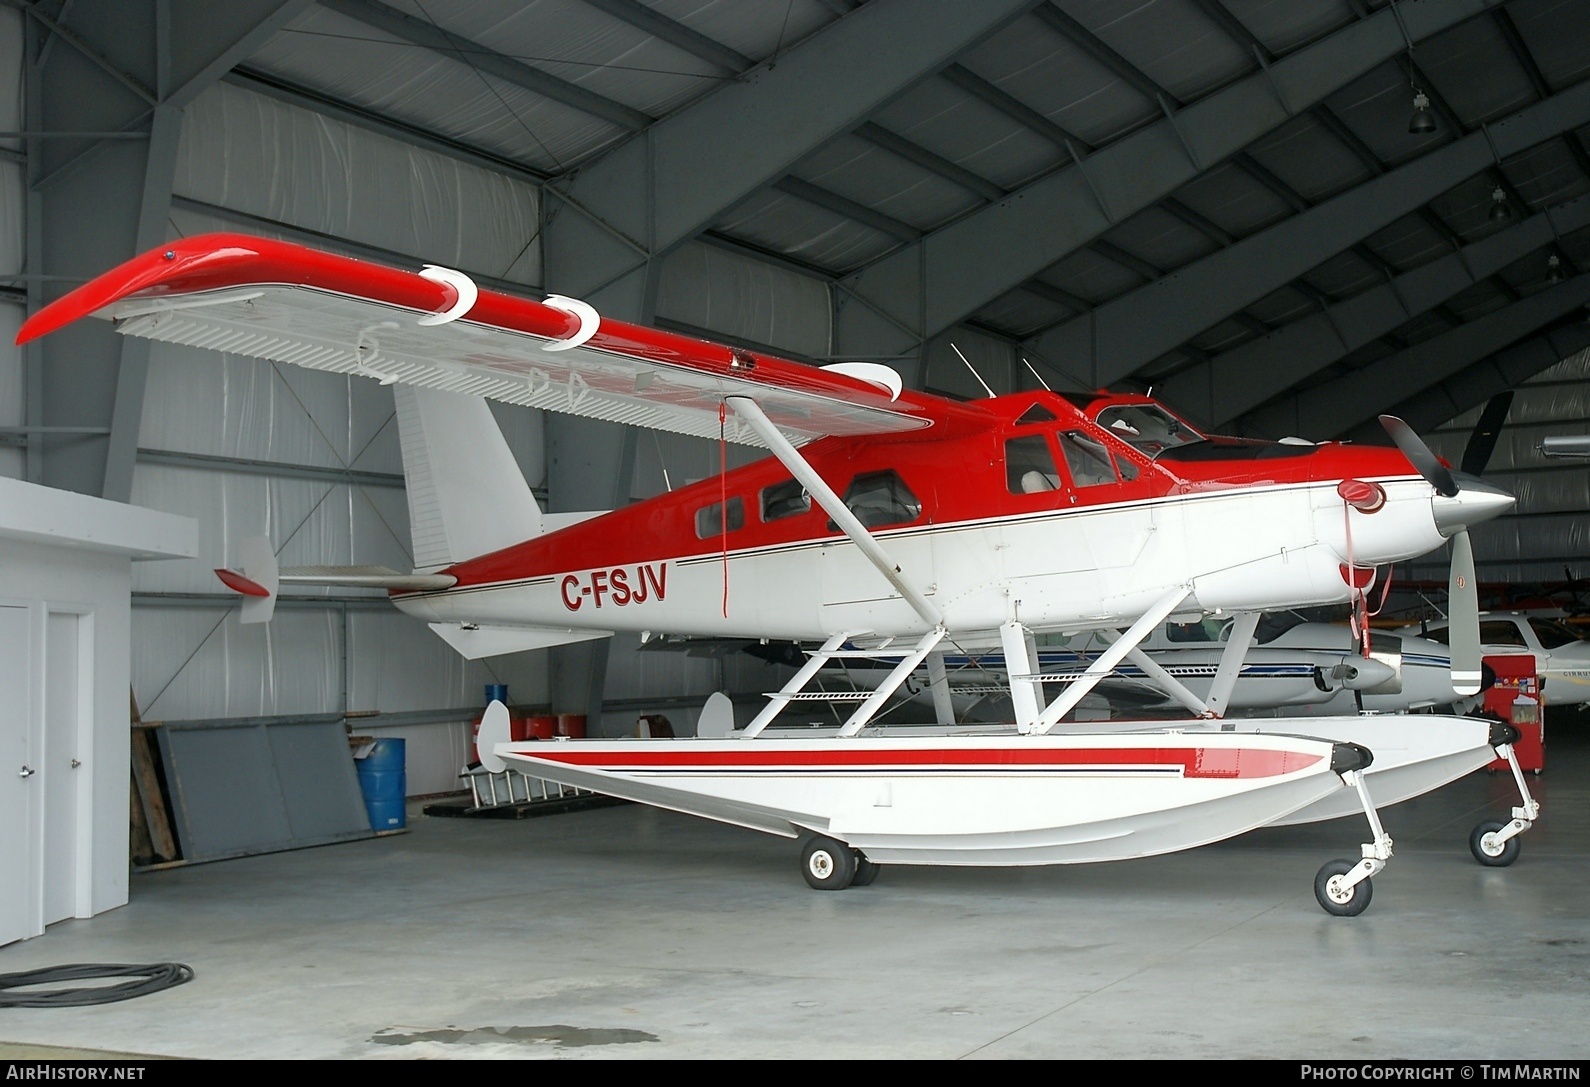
[{"x1": 21, "y1": 235, "x2": 1536, "y2": 914}]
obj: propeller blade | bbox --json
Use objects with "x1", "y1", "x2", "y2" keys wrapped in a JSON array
[
  {"x1": 1460, "y1": 391, "x2": 1513, "y2": 476},
  {"x1": 1449, "y1": 530, "x2": 1482, "y2": 697},
  {"x1": 1381, "y1": 415, "x2": 1459, "y2": 497}
]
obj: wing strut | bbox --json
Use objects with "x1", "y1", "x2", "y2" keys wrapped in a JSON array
[
  {"x1": 1028, "y1": 586, "x2": 1192, "y2": 734},
  {"x1": 726, "y1": 395, "x2": 942, "y2": 628},
  {"x1": 1205, "y1": 612, "x2": 1261, "y2": 718},
  {"x1": 1101, "y1": 635, "x2": 1212, "y2": 717}
]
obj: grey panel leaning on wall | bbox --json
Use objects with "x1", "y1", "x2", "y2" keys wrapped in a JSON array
[{"x1": 155, "y1": 716, "x2": 375, "y2": 863}]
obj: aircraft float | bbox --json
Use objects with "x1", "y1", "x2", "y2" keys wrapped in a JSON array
[{"x1": 19, "y1": 235, "x2": 1540, "y2": 914}]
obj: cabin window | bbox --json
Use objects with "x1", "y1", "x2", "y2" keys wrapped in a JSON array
[
  {"x1": 1114, "y1": 453, "x2": 1140, "y2": 482},
  {"x1": 1058, "y1": 431, "x2": 1117, "y2": 487},
  {"x1": 1096, "y1": 405, "x2": 1203, "y2": 456},
  {"x1": 833, "y1": 470, "x2": 921, "y2": 529},
  {"x1": 1015, "y1": 403, "x2": 1058, "y2": 425},
  {"x1": 761, "y1": 478, "x2": 811, "y2": 522},
  {"x1": 1005, "y1": 435, "x2": 1061, "y2": 494},
  {"x1": 695, "y1": 496, "x2": 745, "y2": 539},
  {"x1": 1166, "y1": 619, "x2": 1222, "y2": 643},
  {"x1": 1479, "y1": 620, "x2": 1529, "y2": 647}
]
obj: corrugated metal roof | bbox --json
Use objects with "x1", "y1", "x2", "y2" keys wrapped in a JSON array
[
  {"x1": 1067, "y1": 0, "x2": 1253, "y2": 104},
  {"x1": 247, "y1": 4, "x2": 630, "y2": 170},
  {"x1": 869, "y1": 80, "x2": 1061, "y2": 192}
]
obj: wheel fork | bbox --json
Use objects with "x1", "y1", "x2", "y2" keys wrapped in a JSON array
[
  {"x1": 1333, "y1": 769, "x2": 1393, "y2": 895},
  {"x1": 1487, "y1": 741, "x2": 1540, "y2": 850}
]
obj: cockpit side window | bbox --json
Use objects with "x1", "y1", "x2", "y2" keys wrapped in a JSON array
[
  {"x1": 1005, "y1": 435, "x2": 1061, "y2": 495},
  {"x1": 1058, "y1": 431, "x2": 1117, "y2": 487}
]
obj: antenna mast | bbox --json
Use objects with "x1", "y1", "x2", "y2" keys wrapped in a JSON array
[{"x1": 950, "y1": 343, "x2": 996, "y2": 398}]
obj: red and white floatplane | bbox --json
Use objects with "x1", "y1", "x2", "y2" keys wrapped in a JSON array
[{"x1": 21, "y1": 234, "x2": 1539, "y2": 915}]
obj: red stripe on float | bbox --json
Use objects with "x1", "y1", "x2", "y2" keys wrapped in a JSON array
[{"x1": 520, "y1": 746, "x2": 1320, "y2": 779}]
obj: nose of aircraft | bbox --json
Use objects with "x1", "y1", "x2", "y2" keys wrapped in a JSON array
[{"x1": 1432, "y1": 472, "x2": 1516, "y2": 536}]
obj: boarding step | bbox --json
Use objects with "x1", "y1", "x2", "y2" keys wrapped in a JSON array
[
  {"x1": 949, "y1": 684, "x2": 1013, "y2": 696},
  {"x1": 1010, "y1": 670, "x2": 1119, "y2": 682},
  {"x1": 422, "y1": 766, "x2": 623, "y2": 820},
  {"x1": 809, "y1": 648, "x2": 912, "y2": 660}
]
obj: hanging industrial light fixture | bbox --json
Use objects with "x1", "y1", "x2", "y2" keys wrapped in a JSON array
[
  {"x1": 1548, "y1": 254, "x2": 1563, "y2": 284},
  {"x1": 1409, "y1": 89, "x2": 1436, "y2": 134},
  {"x1": 1489, "y1": 187, "x2": 1511, "y2": 223}
]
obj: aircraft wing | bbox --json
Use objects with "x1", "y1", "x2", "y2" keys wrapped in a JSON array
[{"x1": 18, "y1": 234, "x2": 988, "y2": 448}]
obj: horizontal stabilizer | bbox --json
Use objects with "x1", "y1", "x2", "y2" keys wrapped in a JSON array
[
  {"x1": 215, "y1": 568, "x2": 270, "y2": 597},
  {"x1": 428, "y1": 623, "x2": 612, "y2": 659},
  {"x1": 279, "y1": 566, "x2": 457, "y2": 591}
]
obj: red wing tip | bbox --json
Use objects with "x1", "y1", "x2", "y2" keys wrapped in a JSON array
[
  {"x1": 17, "y1": 310, "x2": 62, "y2": 345},
  {"x1": 215, "y1": 568, "x2": 271, "y2": 597}
]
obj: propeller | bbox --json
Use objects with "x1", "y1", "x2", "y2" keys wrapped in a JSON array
[
  {"x1": 1460, "y1": 392, "x2": 1514, "y2": 476},
  {"x1": 1448, "y1": 530, "x2": 1483, "y2": 697},
  {"x1": 1380, "y1": 414, "x2": 1457, "y2": 496},
  {"x1": 1379, "y1": 413, "x2": 1507, "y2": 698}
]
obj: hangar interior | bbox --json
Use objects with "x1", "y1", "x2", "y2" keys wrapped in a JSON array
[{"x1": 3, "y1": 0, "x2": 1590, "y2": 1061}]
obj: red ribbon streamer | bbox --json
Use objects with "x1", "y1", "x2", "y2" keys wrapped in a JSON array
[{"x1": 719, "y1": 401, "x2": 729, "y2": 619}]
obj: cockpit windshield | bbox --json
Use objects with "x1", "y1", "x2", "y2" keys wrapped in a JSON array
[
  {"x1": 1095, "y1": 405, "x2": 1203, "y2": 456},
  {"x1": 1530, "y1": 618, "x2": 1583, "y2": 648}
]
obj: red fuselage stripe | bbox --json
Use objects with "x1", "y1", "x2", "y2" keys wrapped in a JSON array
[{"x1": 518, "y1": 746, "x2": 1322, "y2": 779}]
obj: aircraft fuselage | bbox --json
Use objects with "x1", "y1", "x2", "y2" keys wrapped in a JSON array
[{"x1": 393, "y1": 391, "x2": 1457, "y2": 641}]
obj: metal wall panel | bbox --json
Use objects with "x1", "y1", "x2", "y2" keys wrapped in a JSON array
[
  {"x1": 0, "y1": 303, "x2": 22, "y2": 481},
  {"x1": 656, "y1": 239, "x2": 832, "y2": 358},
  {"x1": 155, "y1": 718, "x2": 373, "y2": 862},
  {"x1": 133, "y1": 605, "x2": 341, "y2": 722},
  {"x1": 175, "y1": 80, "x2": 542, "y2": 285}
]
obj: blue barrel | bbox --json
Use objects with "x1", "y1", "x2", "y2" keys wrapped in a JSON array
[
  {"x1": 485, "y1": 683, "x2": 509, "y2": 705},
  {"x1": 357, "y1": 738, "x2": 407, "y2": 831}
]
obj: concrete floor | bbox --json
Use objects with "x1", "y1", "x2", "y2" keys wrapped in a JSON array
[{"x1": 2, "y1": 719, "x2": 1589, "y2": 1060}]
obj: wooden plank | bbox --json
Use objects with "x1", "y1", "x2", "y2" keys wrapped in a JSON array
[
  {"x1": 130, "y1": 726, "x2": 178, "y2": 862},
  {"x1": 129, "y1": 768, "x2": 156, "y2": 866}
]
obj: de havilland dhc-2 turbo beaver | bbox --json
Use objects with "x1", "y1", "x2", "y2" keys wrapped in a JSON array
[{"x1": 19, "y1": 234, "x2": 1541, "y2": 914}]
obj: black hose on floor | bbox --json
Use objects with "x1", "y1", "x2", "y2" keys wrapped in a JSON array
[{"x1": 0, "y1": 963, "x2": 194, "y2": 1007}]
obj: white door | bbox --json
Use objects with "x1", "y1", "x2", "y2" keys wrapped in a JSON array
[
  {"x1": 42, "y1": 612, "x2": 82, "y2": 927},
  {"x1": 0, "y1": 604, "x2": 35, "y2": 945}
]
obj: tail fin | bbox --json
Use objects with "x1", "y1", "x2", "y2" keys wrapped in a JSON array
[{"x1": 394, "y1": 387, "x2": 542, "y2": 570}]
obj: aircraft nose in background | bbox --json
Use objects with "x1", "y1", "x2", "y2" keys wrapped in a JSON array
[{"x1": 1432, "y1": 474, "x2": 1516, "y2": 537}]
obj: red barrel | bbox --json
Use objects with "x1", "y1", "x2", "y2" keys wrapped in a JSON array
[
  {"x1": 526, "y1": 714, "x2": 557, "y2": 740},
  {"x1": 556, "y1": 713, "x2": 587, "y2": 738}
]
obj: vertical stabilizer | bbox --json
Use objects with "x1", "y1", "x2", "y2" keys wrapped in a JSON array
[{"x1": 394, "y1": 387, "x2": 542, "y2": 570}]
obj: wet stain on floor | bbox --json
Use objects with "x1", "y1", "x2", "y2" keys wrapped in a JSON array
[{"x1": 373, "y1": 1025, "x2": 658, "y2": 1049}]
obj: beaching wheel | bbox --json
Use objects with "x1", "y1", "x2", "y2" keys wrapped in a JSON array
[
  {"x1": 851, "y1": 853, "x2": 881, "y2": 887},
  {"x1": 1469, "y1": 820, "x2": 1520, "y2": 867},
  {"x1": 801, "y1": 836, "x2": 856, "y2": 890},
  {"x1": 1315, "y1": 859, "x2": 1372, "y2": 917}
]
